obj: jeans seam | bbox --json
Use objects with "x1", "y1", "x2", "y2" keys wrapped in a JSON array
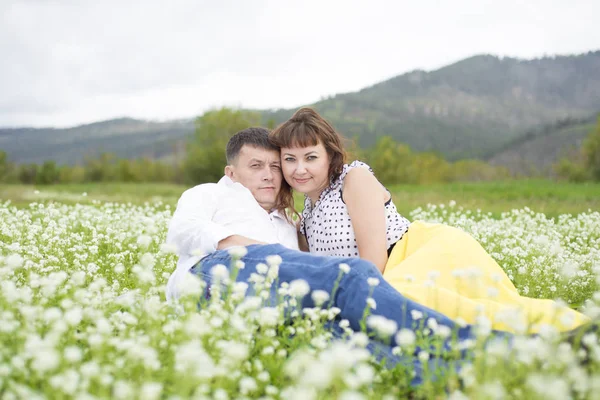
[{"x1": 200, "y1": 255, "x2": 361, "y2": 270}]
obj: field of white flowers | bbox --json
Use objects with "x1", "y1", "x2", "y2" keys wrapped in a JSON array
[{"x1": 1, "y1": 199, "x2": 599, "y2": 399}]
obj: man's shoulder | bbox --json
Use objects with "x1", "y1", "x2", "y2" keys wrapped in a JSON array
[
  {"x1": 182, "y1": 182, "x2": 220, "y2": 194},
  {"x1": 178, "y1": 182, "x2": 224, "y2": 203}
]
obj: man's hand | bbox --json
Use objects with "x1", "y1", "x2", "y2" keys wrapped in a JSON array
[{"x1": 217, "y1": 235, "x2": 267, "y2": 250}]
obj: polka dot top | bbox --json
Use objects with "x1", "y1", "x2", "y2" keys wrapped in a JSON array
[{"x1": 300, "y1": 160, "x2": 411, "y2": 258}]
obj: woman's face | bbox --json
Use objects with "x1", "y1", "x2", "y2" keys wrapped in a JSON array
[{"x1": 280, "y1": 142, "x2": 331, "y2": 202}]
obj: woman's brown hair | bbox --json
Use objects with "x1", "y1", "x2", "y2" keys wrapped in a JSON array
[
  {"x1": 270, "y1": 107, "x2": 348, "y2": 223},
  {"x1": 269, "y1": 107, "x2": 348, "y2": 183}
]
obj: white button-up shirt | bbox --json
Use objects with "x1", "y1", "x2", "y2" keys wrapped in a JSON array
[{"x1": 165, "y1": 175, "x2": 299, "y2": 300}]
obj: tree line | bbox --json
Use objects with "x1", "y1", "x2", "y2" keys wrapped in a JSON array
[
  {"x1": 2, "y1": 107, "x2": 598, "y2": 186},
  {"x1": 554, "y1": 116, "x2": 600, "y2": 182}
]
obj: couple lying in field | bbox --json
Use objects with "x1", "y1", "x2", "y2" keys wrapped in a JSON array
[{"x1": 165, "y1": 107, "x2": 593, "y2": 377}]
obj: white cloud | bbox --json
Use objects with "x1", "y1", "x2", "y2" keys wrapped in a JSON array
[{"x1": 1, "y1": 0, "x2": 599, "y2": 127}]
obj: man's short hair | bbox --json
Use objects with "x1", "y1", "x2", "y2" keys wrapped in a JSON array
[{"x1": 226, "y1": 127, "x2": 279, "y2": 164}]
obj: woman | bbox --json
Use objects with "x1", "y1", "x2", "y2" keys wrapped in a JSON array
[{"x1": 269, "y1": 107, "x2": 589, "y2": 334}]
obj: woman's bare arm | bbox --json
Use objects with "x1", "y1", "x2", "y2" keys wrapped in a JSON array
[{"x1": 342, "y1": 168, "x2": 389, "y2": 273}]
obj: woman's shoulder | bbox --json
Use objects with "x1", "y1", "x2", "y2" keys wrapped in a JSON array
[{"x1": 339, "y1": 160, "x2": 373, "y2": 182}]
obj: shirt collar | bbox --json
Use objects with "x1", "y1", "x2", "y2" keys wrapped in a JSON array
[{"x1": 217, "y1": 175, "x2": 286, "y2": 219}]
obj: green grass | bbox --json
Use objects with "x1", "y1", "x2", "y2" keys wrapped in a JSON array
[
  {"x1": 2, "y1": 179, "x2": 600, "y2": 217},
  {"x1": 386, "y1": 180, "x2": 600, "y2": 218},
  {"x1": 0, "y1": 182, "x2": 187, "y2": 207}
]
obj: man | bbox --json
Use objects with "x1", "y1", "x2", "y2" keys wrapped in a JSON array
[{"x1": 166, "y1": 127, "x2": 298, "y2": 301}]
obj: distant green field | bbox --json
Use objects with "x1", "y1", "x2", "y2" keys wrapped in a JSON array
[
  {"x1": 2, "y1": 180, "x2": 599, "y2": 218},
  {"x1": 387, "y1": 180, "x2": 600, "y2": 218}
]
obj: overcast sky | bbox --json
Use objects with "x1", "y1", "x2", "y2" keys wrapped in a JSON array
[{"x1": 1, "y1": 0, "x2": 599, "y2": 128}]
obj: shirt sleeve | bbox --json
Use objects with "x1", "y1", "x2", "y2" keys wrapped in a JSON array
[{"x1": 166, "y1": 185, "x2": 234, "y2": 257}]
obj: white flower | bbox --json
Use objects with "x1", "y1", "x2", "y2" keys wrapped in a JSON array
[
  {"x1": 367, "y1": 277, "x2": 380, "y2": 287},
  {"x1": 289, "y1": 279, "x2": 310, "y2": 297},
  {"x1": 177, "y1": 273, "x2": 204, "y2": 297},
  {"x1": 256, "y1": 263, "x2": 269, "y2": 275},
  {"x1": 427, "y1": 318, "x2": 438, "y2": 331},
  {"x1": 266, "y1": 385, "x2": 278, "y2": 395},
  {"x1": 436, "y1": 325, "x2": 452, "y2": 338},
  {"x1": 114, "y1": 263, "x2": 125, "y2": 274},
  {"x1": 417, "y1": 351, "x2": 429, "y2": 362},
  {"x1": 140, "y1": 383, "x2": 163, "y2": 400},
  {"x1": 64, "y1": 307, "x2": 83, "y2": 326},
  {"x1": 113, "y1": 380, "x2": 133, "y2": 400},
  {"x1": 349, "y1": 332, "x2": 369, "y2": 347},
  {"x1": 475, "y1": 315, "x2": 492, "y2": 337},
  {"x1": 4, "y1": 254, "x2": 24, "y2": 269},
  {"x1": 396, "y1": 329, "x2": 416, "y2": 347},
  {"x1": 447, "y1": 390, "x2": 469, "y2": 400},
  {"x1": 228, "y1": 246, "x2": 248, "y2": 258},
  {"x1": 257, "y1": 371, "x2": 270, "y2": 382},
  {"x1": 221, "y1": 341, "x2": 249, "y2": 362},
  {"x1": 339, "y1": 391, "x2": 366, "y2": 400},
  {"x1": 210, "y1": 264, "x2": 230, "y2": 281},
  {"x1": 64, "y1": 346, "x2": 83, "y2": 363},
  {"x1": 213, "y1": 389, "x2": 228, "y2": 400},
  {"x1": 191, "y1": 248, "x2": 205, "y2": 257},
  {"x1": 139, "y1": 253, "x2": 155, "y2": 268},
  {"x1": 137, "y1": 235, "x2": 152, "y2": 248},
  {"x1": 366, "y1": 297, "x2": 377, "y2": 310},
  {"x1": 300, "y1": 361, "x2": 333, "y2": 389},
  {"x1": 410, "y1": 310, "x2": 423, "y2": 320},
  {"x1": 262, "y1": 346, "x2": 275, "y2": 355},
  {"x1": 32, "y1": 349, "x2": 60, "y2": 374},
  {"x1": 159, "y1": 243, "x2": 178, "y2": 254},
  {"x1": 367, "y1": 315, "x2": 397, "y2": 338},
  {"x1": 266, "y1": 254, "x2": 283, "y2": 266},
  {"x1": 239, "y1": 377, "x2": 257, "y2": 395},
  {"x1": 339, "y1": 263, "x2": 351, "y2": 273},
  {"x1": 481, "y1": 380, "x2": 506, "y2": 400},
  {"x1": 311, "y1": 290, "x2": 330, "y2": 306},
  {"x1": 259, "y1": 307, "x2": 280, "y2": 327}
]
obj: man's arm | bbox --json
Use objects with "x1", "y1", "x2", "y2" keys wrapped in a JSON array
[
  {"x1": 217, "y1": 234, "x2": 266, "y2": 250},
  {"x1": 166, "y1": 185, "x2": 234, "y2": 257}
]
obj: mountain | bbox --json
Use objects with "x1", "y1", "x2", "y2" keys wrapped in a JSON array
[
  {"x1": 487, "y1": 114, "x2": 597, "y2": 176},
  {"x1": 263, "y1": 51, "x2": 600, "y2": 159},
  {"x1": 0, "y1": 118, "x2": 194, "y2": 165},
  {"x1": 2, "y1": 50, "x2": 600, "y2": 165}
]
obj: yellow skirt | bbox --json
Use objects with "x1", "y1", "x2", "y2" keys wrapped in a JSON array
[{"x1": 383, "y1": 221, "x2": 590, "y2": 333}]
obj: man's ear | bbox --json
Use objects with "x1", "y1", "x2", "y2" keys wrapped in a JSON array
[{"x1": 224, "y1": 165, "x2": 234, "y2": 178}]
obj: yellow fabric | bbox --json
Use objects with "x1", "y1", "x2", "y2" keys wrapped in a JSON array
[{"x1": 383, "y1": 221, "x2": 589, "y2": 334}]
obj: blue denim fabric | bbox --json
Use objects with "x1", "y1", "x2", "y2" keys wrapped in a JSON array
[{"x1": 191, "y1": 244, "x2": 510, "y2": 349}]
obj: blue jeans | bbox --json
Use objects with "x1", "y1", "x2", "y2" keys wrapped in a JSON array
[{"x1": 191, "y1": 244, "x2": 507, "y2": 350}]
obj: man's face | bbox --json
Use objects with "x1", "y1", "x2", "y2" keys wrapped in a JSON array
[{"x1": 225, "y1": 145, "x2": 282, "y2": 211}]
